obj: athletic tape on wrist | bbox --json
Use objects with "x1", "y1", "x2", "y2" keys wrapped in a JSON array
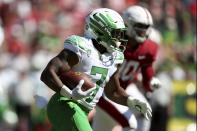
[{"x1": 60, "y1": 85, "x2": 72, "y2": 99}]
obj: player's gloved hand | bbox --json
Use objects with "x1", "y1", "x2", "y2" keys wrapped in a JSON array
[
  {"x1": 60, "y1": 80, "x2": 96, "y2": 101},
  {"x1": 71, "y1": 80, "x2": 96, "y2": 100},
  {"x1": 127, "y1": 96, "x2": 152, "y2": 120},
  {"x1": 150, "y1": 77, "x2": 162, "y2": 91}
]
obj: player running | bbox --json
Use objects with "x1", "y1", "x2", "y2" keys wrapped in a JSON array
[{"x1": 40, "y1": 8, "x2": 152, "y2": 131}]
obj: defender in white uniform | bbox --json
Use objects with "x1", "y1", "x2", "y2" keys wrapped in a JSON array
[{"x1": 40, "y1": 8, "x2": 152, "y2": 131}]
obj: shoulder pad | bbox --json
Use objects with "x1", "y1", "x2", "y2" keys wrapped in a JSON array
[{"x1": 65, "y1": 35, "x2": 91, "y2": 55}]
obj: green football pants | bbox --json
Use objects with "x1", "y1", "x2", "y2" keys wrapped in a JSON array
[{"x1": 47, "y1": 93, "x2": 92, "y2": 131}]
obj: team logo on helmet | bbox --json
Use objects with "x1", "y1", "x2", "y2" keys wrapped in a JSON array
[{"x1": 85, "y1": 8, "x2": 128, "y2": 52}]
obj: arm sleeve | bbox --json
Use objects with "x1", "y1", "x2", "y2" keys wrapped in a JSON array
[
  {"x1": 141, "y1": 41, "x2": 159, "y2": 92},
  {"x1": 141, "y1": 64, "x2": 154, "y2": 92},
  {"x1": 144, "y1": 40, "x2": 158, "y2": 63}
]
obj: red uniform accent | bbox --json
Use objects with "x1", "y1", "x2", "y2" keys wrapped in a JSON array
[
  {"x1": 118, "y1": 39, "x2": 158, "y2": 91},
  {"x1": 96, "y1": 39, "x2": 158, "y2": 128},
  {"x1": 142, "y1": 7, "x2": 150, "y2": 22},
  {"x1": 97, "y1": 97, "x2": 130, "y2": 127}
]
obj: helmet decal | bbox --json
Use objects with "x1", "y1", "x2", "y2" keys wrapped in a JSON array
[{"x1": 84, "y1": 8, "x2": 127, "y2": 52}]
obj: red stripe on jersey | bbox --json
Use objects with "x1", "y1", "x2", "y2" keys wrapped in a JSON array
[{"x1": 97, "y1": 97, "x2": 130, "y2": 127}]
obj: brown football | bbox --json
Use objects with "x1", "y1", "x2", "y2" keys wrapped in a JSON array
[{"x1": 59, "y1": 70, "x2": 94, "y2": 91}]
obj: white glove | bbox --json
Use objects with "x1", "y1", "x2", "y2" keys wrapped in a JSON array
[
  {"x1": 150, "y1": 77, "x2": 162, "y2": 91},
  {"x1": 60, "y1": 80, "x2": 96, "y2": 101},
  {"x1": 127, "y1": 96, "x2": 152, "y2": 120},
  {"x1": 71, "y1": 80, "x2": 96, "y2": 100}
]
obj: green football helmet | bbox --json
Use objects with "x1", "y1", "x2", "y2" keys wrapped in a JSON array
[{"x1": 84, "y1": 8, "x2": 127, "y2": 52}]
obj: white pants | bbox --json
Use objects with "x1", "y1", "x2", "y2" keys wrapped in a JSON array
[{"x1": 92, "y1": 84, "x2": 151, "y2": 131}]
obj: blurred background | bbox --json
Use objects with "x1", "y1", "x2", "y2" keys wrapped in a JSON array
[{"x1": 0, "y1": 0, "x2": 196, "y2": 131}]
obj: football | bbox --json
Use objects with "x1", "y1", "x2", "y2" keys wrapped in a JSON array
[{"x1": 59, "y1": 70, "x2": 94, "y2": 91}]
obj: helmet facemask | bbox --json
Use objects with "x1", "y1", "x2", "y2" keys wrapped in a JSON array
[
  {"x1": 97, "y1": 27, "x2": 127, "y2": 52},
  {"x1": 127, "y1": 21, "x2": 152, "y2": 43}
]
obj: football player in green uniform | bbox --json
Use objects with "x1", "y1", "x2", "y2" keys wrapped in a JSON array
[{"x1": 40, "y1": 8, "x2": 152, "y2": 131}]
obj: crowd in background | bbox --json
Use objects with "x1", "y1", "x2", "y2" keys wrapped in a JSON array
[{"x1": 0, "y1": 0, "x2": 196, "y2": 131}]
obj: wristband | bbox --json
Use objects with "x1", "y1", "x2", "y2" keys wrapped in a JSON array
[{"x1": 60, "y1": 85, "x2": 72, "y2": 99}]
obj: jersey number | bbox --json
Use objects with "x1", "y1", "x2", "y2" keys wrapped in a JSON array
[
  {"x1": 118, "y1": 60, "x2": 139, "y2": 81},
  {"x1": 85, "y1": 66, "x2": 108, "y2": 103}
]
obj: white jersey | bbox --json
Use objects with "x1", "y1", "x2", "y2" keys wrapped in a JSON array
[{"x1": 64, "y1": 35, "x2": 124, "y2": 110}]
